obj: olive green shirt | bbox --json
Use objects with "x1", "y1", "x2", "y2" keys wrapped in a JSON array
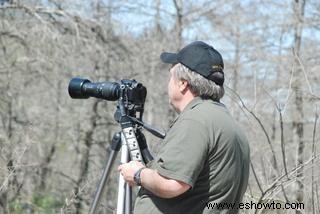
[{"x1": 134, "y1": 97, "x2": 250, "y2": 214}]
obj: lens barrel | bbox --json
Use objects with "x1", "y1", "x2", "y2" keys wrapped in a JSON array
[{"x1": 68, "y1": 78, "x2": 120, "y2": 101}]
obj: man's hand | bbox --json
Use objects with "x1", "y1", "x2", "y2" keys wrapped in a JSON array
[{"x1": 118, "y1": 161, "x2": 145, "y2": 186}]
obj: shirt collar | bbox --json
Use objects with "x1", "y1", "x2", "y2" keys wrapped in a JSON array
[
  {"x1": 169, "y1": 97, "x2": 202, "y2": 127},
  {"x1": 170, "y1": 97, "x2": 203, "y2": 123},
  {"x1": 183, "y1": 96, "x2": 205, "y2": 112},
  {"x1": 169, "y1": 97, "x2": 224, "y2": 128},
  {"x1": 180, "y1": 96, "x2": 225, "y2": 116}
]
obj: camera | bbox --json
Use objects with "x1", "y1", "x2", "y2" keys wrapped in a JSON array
[
  {"x1": 68, "y1": 77, "x2": 147, "y2": 105},
  {"x1": 68, "y1": 77, "x2": 147, "y2": 120}
]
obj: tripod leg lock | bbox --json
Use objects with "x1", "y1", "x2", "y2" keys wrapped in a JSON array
[{"x1": 122, "y1": 127, "x2": 142, "y2": 161}]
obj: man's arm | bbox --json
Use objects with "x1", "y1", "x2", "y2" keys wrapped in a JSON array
[
  {"x1": 140, "y1": 167, "x2": 191, "y2": 198},
  {"x1": 118, "y1": 161, "x2": 191, "y2": 199}
]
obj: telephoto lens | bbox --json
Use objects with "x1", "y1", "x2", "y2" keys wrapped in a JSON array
[{"x1": 68, "y1": 77, "x2": 120, "y2": 101}]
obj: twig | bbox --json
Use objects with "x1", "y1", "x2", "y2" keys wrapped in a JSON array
[
  {"x1": 250, "y1": 162, "x2": 263, "y2": 194},
  {"x1": 311, "y1": 109, "x2": 318, "y2": 214},
  {"x1": 254, "y1": 157, "x2": 316, "y2": 214},
  {"x1": 227, "y1": 87, "x2": 279, "y2": 174},
  {"x1": 278, "y1": 108, "x2": 288, "y2": 176}
]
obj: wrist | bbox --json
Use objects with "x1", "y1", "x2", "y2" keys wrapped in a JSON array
[{"x1": 134, "y1": 167, "x2": 146, "y2": 186}]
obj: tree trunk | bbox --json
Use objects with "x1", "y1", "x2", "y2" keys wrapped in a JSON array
[
  {"x1": 167, "y1": 0, "x2": 183, "y2": 123},
  {"x1": 39, "y1": 79, "x2": 61, "y2": 190},
  {"x1": 292, "y1": 1, "x2": 306, "y2": 212},
  {"x1": 172, "y1": 0, "x2": 183, "y2": 49}
]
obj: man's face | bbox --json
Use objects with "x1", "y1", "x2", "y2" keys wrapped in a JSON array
[{"x1": 168, "y1": 64, "x2": 182, "y2": 111}]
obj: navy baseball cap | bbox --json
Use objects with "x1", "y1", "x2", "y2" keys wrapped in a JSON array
[{"x1": 160, "y1": 41, "x2": 224, "y2": 86}]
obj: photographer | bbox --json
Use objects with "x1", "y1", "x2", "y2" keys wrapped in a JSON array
[{"x1": 118, "y1": 41, "x2": 250, "y2": 214}]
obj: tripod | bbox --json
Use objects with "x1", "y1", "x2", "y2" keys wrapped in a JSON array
[
  {"x1": 68, "y1": 77, "x2": 164, "y2": 213},
  {"x1": 88, "y1": 106, "x2": 165, "y2": 214}
]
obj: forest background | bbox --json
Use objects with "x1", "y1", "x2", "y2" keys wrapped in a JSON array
[{"x1": 0, "y1": 0, "x2": 319, "y2": 213}]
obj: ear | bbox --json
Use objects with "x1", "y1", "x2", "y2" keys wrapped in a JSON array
[{"x1": 178, "y1": 80, "x2": 188, "y2": 92}]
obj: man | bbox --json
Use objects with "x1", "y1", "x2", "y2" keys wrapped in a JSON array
[{"x1": 118, "y1": 41, "x2": 250, "y2": 213}]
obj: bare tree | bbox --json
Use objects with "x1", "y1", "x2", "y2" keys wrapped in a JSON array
[{"x1": 291, "y1": 0, "x2": 306, "y2": 212}]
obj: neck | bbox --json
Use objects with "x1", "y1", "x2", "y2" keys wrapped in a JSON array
[{"x1": 175, "y1": 93, "x2": 196, "y2": 113}]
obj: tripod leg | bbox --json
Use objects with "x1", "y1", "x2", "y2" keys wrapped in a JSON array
[
  {"x1": 117, "y1": 134, "x2": 130, "y2": 214},
  {"x1": 89, "y1": 132, "x2": 122, "y2": 214},
  {"x1": 125, "y1": 184, "x2": 132, "y2": 214}
]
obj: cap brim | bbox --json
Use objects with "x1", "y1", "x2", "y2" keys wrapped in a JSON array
[{"x1": 160, "y1": 52, "x2": 179, "y2": 64}]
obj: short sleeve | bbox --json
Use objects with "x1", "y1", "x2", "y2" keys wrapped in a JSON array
[{"x1": 152, "y1": 118, "x2": 209, "y2": 187}]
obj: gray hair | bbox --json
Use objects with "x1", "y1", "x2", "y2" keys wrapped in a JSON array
[{"x1": 174, "y1": 63, "x2": 225, "y2": 101}]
